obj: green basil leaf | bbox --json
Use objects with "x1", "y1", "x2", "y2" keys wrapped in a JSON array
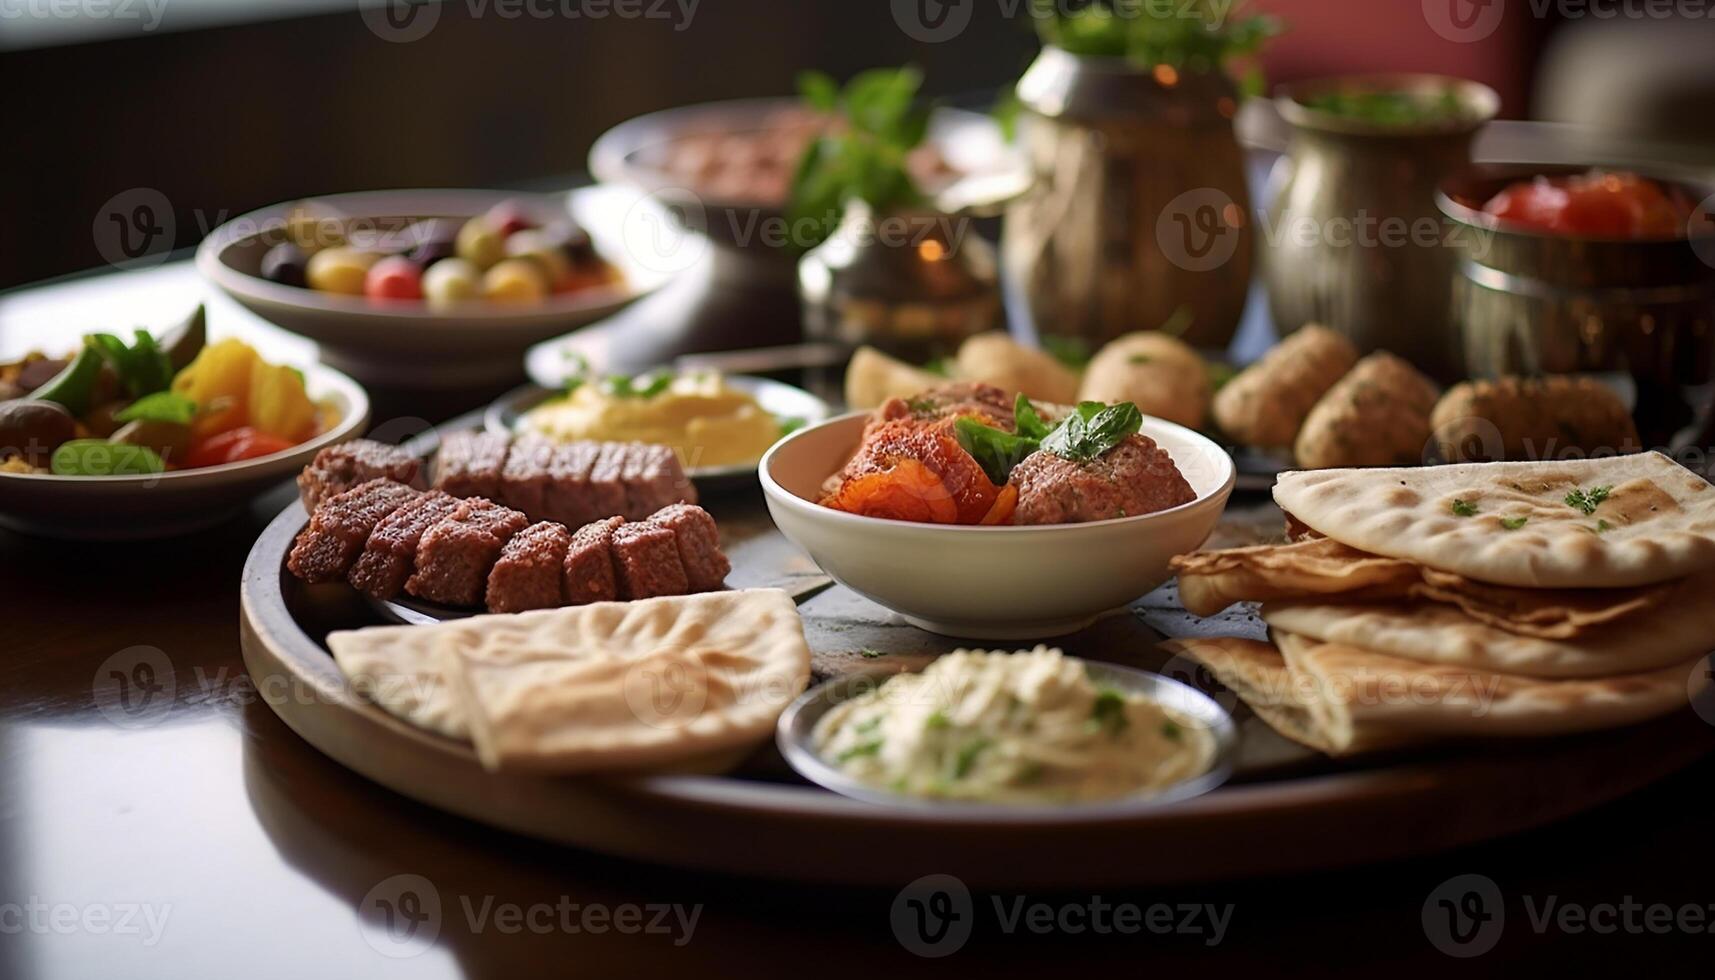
[
  {"x1": 953, "y1": 416, "x2": 1039, "y2": 486},
  {"x1": 1041, "y1": 402, "x2": 1143, "y2": 463},
  {"x1": 115, "y1": 392, "x2": 198, "y2": 425},
  {"x1": 50, "y1": 439, "x2": 165, "y2": 476},
  {"x1": 1013, "y1": 393, "x2": 1051, "y2": 441}
]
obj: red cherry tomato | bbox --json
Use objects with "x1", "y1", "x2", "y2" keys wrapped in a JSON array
[
  {"x1": 184, "y1": 427, "x2": 298, "y2": 468},
  {"x1": 365, "y1": 256, "x2": 424, "y2": 301},
  {"x1": 1482, "y1": 171, "x2": 1690, "y2": 238}
]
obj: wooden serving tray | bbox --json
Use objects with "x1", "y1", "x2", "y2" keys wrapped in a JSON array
[{"x1": 239, "y1": 446, "x2": 1715, "y2": 888}]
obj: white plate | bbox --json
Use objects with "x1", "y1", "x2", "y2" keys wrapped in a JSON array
[
  {"x1": 196, "y1": 187, "x2": 672, "y2": 389},
  {"x1": 0, "y1": 362, "x2": 369, "y2": 540},
  {"x1": 484, "y1": 375, "x2": 831, "y2": 487}
]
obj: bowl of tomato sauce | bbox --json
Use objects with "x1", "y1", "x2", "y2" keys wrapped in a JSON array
[{"x1": 1437, "y1": 164, "x2": 1715, "y2": 443}]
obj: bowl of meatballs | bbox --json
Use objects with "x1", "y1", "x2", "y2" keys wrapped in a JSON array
[{"x1": 760, "y1": 382, "x2": 1235, "y2": 638}]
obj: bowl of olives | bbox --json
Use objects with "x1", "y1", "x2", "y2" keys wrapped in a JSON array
[{"x1": 196, "y1": 187, "x2": 672, "y2": 389}]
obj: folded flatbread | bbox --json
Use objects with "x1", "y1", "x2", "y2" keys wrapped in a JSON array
[
  {"x1": 1162, "y1": 633, "x2": 1708, "y2": 756},
  {"x1": 1172, "y1": 536, "x2": 1683, "y2": 638},
  {"x1": 1272, "y1": 451, "x2": 1715, "y2": 588},
  {"x1": 327, "y1": 589, "x2": 812, "y2": 774},
  {"x1": 1261, "y1": 580, "x2": 1715, "y2": 677}
]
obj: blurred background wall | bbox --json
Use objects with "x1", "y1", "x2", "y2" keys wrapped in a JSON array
[{"x1": 4, "y1": 0, "x2": 1714, "y2": 289}]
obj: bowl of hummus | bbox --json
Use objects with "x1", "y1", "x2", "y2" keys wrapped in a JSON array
[
  {"x1": 489, "y1": 371, "x2": 830, "y2": 483},
  {"x1": 778, "y1": 647, "x2": 1235, "y2": 811}
]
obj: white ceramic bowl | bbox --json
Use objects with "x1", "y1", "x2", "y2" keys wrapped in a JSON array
[
  {"x1": 195, "y1": 187, "x2": 671, "y2": 389},
  {"x1": 760, "y1": 413, "x2": 1236, "y2": 639},
  {"x1": 0, "y1": 363, "x2": 369, "y2": 540}
]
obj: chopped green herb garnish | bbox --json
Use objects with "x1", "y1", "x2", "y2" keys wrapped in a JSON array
[
  {"x1": 836, "y1": 739, "x2": 884, "y2": 763},
  {"x1": 601, "y1": 371, "x2": 675, "y2": 399},
  {"x1": 1565, "y1": 485, "x2": 1613, "y2": 516},
  {"x1": 1500, "y1": 516, "x2": 1528, "y2": 531},
  {"x1": 854, "y1": 716, "x2": 883, "y2": 735},
  {"x1": 920, "y1": 357, "x2": 952, "y2": 378},
  {"x1": 1089, "y1": 688, "x2": 1129, "y2": 736},
  {"x1": 924, "y1": 710, "x2": 950, "y2": 731},
  {"x1": 1161, "y1": 720, "x2": 1183, "y2": 742},
  {"x1": 951, "y1": 738, "x2": 991, "y2": 779},
  {"x1": 1450, "y1": 498, "x2": 1478, "y2": 517},
  {"x1": 1127, "y1": 354, "x2": 1153, "y2": 365},
  {"x1": 777, "y1": 416, "x2": 807, "y2": 438},
  {"x1": 1596, "y1": 519, "x2": 1613, "y2": 534},
  {"x1": 857, "y1": 648, "x2": 884, "y2": 659}
]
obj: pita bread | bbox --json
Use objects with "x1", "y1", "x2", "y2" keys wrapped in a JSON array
[
  {"x1": 1261, "y1": 583, "x2": 1715, "y2": 677},
  {"x1": 844, "y1": 346, "x2": 946, "y2": 410},
  {"x1": 1164, "y1": 633, "x2": 1709, "y2": 756},
  {"x1": 1170, "y1": 537, "x2": 1421, "y2": 616},
  {"x1": 328, "y1": 626, "x2": 473, "y2": 739},
  {"x1": 327, "y1": 589, "x2": 811, "y2": 774},
  {"x1": 1273, "y1": 451, "x2": 1715, "y2": 587},
  {"x1": 1172, "y1": 537, "x2": 1685, "y2": 637},
  {"x1": 447, "y1": 590, "x2": 811, "y2": 772}
]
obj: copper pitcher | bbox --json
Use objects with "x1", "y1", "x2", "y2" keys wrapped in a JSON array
[{"x1": 1002, "y1": 46, "x2": 1254, "y2": 351}]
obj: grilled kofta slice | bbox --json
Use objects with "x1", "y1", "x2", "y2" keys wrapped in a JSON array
[
  {"x1": 621, "y1": 443, "x2": 696, "y2": 515},
  {"x1": 486, "y1": 521, "x2": 573, "y2": 613},
  {"x1": 543, "y1": 442, "x2": 608, "y2": 528},
  {"x1": 405, "y1": 498, "x2": 529, "y2": 607},
  {"x1": 498, "y1": 438, "x2": 555, "y2": 519},
  {"x1": 297, "y1": 439, "x2": 423, "y2": 512},
  {"x1": 1011, "y1": 434, "x2": 1194, "y2": 525},
  {"x1": 432, "y1": 430, "x2": 510, "y2": 501},
  {"x1": 287, "y1": 479, "x2": 420, "y2": 582},
  {"x1": 611, "y1": 521, "x2": 689, "y2": 599},
  {"x1": 562, "y1": 516, "x2": 622, "y2": 605},
  {"x1": 645, "y1": 503, "x2": 729, "y2": 592},
  {"x1": 348, "y1": 490, "x2": 463, "y2": 599}
]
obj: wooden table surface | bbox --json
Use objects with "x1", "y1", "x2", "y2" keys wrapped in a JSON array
[{"x1": 4, "y1": 264, "x2": 1715, "y2": 977}]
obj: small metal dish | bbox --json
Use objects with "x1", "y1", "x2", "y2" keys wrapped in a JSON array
[
  {"x1": 776, "y1": 661, "x2": 1237, "y2": 816},
  {"x1": 485, "y1": 374, "x2": 831, "y2": 488}
]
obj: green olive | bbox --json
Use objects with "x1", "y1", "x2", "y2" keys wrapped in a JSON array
[
  {"x1": 109, "y1": 419, "x2": 193, "y2": 465},
  {"x1": 0, "y1": 398, "x2": 76, "y2": 466}
]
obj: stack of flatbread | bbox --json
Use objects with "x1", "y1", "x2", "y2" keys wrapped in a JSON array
[
  {"x1": 1164, "y1": 451, "x2": 1715, "y2": 756},
  {"x1": 326, "y1": 589, "x2": 812, "y2": 774}
]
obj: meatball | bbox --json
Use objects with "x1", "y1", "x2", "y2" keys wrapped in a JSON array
[{"x1": 1011, "y1": 434, "x2": 1196, "y2": 525}]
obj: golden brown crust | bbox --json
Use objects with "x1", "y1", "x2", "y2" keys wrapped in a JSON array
[
  {"x1": 1294, "y1": 353, "x2": 1440, "y2": 468},
  {"x1": 1431, "y1": 375, "x2": 1640, "y2": 462},
  {"x1": 1213, "y1": 325, "x2": 1359, "y2": 449}
]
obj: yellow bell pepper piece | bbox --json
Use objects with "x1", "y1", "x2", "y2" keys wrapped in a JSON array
[
  {"x1": 172, "y1": 338, "x2": 258, "y2": 439},
  {"x1": 247, "y1": 360, "x2": 317, "y2": 441}
]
